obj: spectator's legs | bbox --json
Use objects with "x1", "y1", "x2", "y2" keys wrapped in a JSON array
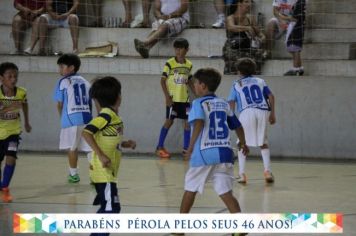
[
  {"x1": 38, "y1": 15, "x2": 49, "y2": 54},
  {"x1": 212, "y1": 0, "x2": 225, "y2": 28},
  {"x1": 292, "y1": 51, "x2": 302, "y2": 68},
  {"x1": 92, "y1": 0, "x2": 103, "y2": 27},
  {"x1": 141, "y1": 0, "x2": 152, "y2": 28},
  {"x1": 68, "y1": 14, "x2": 79, "y2": 53},
  {"x1": 179, "y1": 191, "x2": 197, "y2": 213},
  {"x1": 145, "y1": 24, "x2": 169, "y2": 48},
  {"x1": 219, "y1": 191, "x2": 242, "y2": 213},
  {"x1": 12, "y1": 14, "x2": 28, "y2": 53},
  {"x1": 266, "y1": 19, "x2": 278, "y2": 56},
  {"x1": 122, "y1": 0, "x2": 132, "y2": 27},
  {"x1": 25, "y1": 17, "x2": 40, "y2": 54}
]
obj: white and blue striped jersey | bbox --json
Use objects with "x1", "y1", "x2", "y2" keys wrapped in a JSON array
[
  {"x1": 227, "y1": 76, "x2": 272, "y2": 113},
  {"x1": 189, "y1": 94, "x2": 242, "y2": 167},
  {"x1": 53, "y1": 74, "x2": 92, "y2": 128}
]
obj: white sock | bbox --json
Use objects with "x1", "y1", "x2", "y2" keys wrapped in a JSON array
[
  {"x1": 261, "y1": 149, "x2": 271, "y2": 172},
  {"x1": 218, "y1": 13, "x2": 225, "y2": 20},
  {"x1": 69, "y1": 168, "x2": 78, "y2": 176},
  {"x1": 238, "y1": 150, "x2": 246, "y2": 175}
]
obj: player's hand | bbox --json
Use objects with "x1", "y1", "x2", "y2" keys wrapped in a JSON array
[
  {"x1": 238, "y1": 142, "x2": 249, "y2": 156},
  {"x1": 127, "y1": 140, "x2": 136, "y2": 149},
  {"x1": 183, "y1": 147, "x2": 192, "y2": 161},
  {"x1": 269, "y1": 113, "x2": 276, "y2": 125},
  {"x1": 99, "y1": 154, "x2": 111, "y2": 168},
  {"x1": 25, "y1": 123, "x2": 32, "y2": 133}
]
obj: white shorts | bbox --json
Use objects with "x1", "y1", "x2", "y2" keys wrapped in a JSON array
[
  {"x1": 152, "y1": 17, "x2": 188, "y2": 37},
  {"x1": 268, "y1": 17, "x2": 287, "y2": 40},
  {"x1": 238, "y1": 108, "x2": 269, "y2": 147},
  {"x1": 184, "y1": 163, "x2": 234, "y2": 195},
  {"x1": 40, "y1": 14, "x2": 77, "y2": 28},
  {"x1": 59, "y1": 126, "x2": 91, "y2": 152}
]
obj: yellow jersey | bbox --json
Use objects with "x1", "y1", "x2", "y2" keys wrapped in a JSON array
[
  {"x1": 162, "y1": 57, "x2": 193, "y2": 103},
  {"x1": 83, "y1": 108, "x2": 123, "y2": 183},
  {"x1": 0, "y1": 86, "x2": 27, "y2": 140}
]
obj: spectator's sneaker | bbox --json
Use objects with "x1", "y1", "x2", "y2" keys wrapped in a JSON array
[
  {"x1": 134, "y1": 38, "x2": 149, "y2": 58},
  {"x1": 156, "y1": 148, "x2": 170, "y2": 158},
  {"x1": 2, "y1": 187, "x2": 13, "y2": 203},
  {"x1": 284, "y1": 69, "x2": 304, "y2": 76},
  {"x1": 68, "y1": 174, "x2": 80, "y2": 183},
  {"x1": 236, "y1": 174, "x2": 247, "y2": 184},
  {"x1": 24, "y1": 47, "x2": 33, "y2": 55},
  {"x1": 264, "y1": 171, "x2": 274, "y2": 183},
  {"x1": 212, "y1": 16, "x2": 225, "y2": 28}
]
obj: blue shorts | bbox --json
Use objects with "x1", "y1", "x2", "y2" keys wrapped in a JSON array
[
  {"x1": 166, "y1": 102, "x2": 190, "y2": 120},
  {"x1": 0, "y1": 135, "x2": 20, "y2": 162}
]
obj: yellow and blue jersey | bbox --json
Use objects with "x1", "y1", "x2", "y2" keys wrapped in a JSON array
[
  {"x1": 0, "y1": 86, "x2": 27, "y2": 140},
  {"x1": 83, "y1": 108, "x2": 123, "y2": 183},
  {"x1": 162, "y1": 57, "x2": 193, "y2": 103}
]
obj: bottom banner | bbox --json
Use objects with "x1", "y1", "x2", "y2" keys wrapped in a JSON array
[{"x1": 13, "y1": 213, "x2": 343, "y2": 234}]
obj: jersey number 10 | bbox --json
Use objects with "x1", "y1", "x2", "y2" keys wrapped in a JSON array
[{"x1": 242, "y1": 85, "x2": 263, "y2": 104}]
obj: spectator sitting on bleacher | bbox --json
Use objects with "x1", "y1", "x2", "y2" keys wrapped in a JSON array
[
  {"x1": 133, "y1": 0, "x2": 189, "y2": 58},
  {"x1": 121, "y1": 0, "x2": 153, "y2": 28},
  {"x1": 12, "y1": 0, "x2": 45, "y2": 55},
  {"x1": 25, "y1": 0, "x2": 80, "y2": 55},
  {"x1": 223, "y1": 0, "x2": 265, "y2": 74},
  {"x1": 212, "y1": 0, "x2": 237, "y2": 28}
]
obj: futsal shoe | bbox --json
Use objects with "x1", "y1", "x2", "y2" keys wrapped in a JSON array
[
  {"x1": 156, "y1": 148, "x2": 170, "y2": 158},
  {"x1": 236, "y1": 174, "x2": 247, "y2": 184},
  {"x1": 264, "y1": 171, "x2": 275, "y2": 183},
  {"x1": 2, "y1": 187, "x2": 13, "y2": 203},
  {"x1": 68, "y1": 174, "x2": 80, "y2": 183}
]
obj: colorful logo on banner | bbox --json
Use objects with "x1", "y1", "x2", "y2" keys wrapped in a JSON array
[
  {"x1": 13, "y1": 214, "x2": 60, "y2": 233},
  {"x1": 284, "y1": 213, "x2": 343, "y2": 233}
]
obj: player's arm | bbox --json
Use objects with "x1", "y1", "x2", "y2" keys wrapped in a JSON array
[
  {"x1": 82, "y1": 130, "x2": 111, "y2": 168},
  {"x1": 185, "y1": 119, "x2": 204, "y2": 157},
  {"x1": 56, "y1": 101, "x2": 63, "y2": 117},
  {"x1": 228, "y1": 101, "x2": 236, "y2": 112},
  {"x1": 268, "y1": 93, "x2": 276, "y2": 124},
  {"x1": 160, "y1": 76, "x2": 172, "y2": 107},
  {"x1": 22, "y1": 100, "x2": 32, "y2": 132},
  {"x1": 235, "y1": 126, "x2": 249, "y2": 155}
]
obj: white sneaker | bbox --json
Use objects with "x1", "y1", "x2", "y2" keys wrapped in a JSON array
[
  {"x1": 212, "y1": 16, "x2": 225, "y2": 28},
  {"x1": 24, "y1": 47, "x2": 32, "y2": 55}
]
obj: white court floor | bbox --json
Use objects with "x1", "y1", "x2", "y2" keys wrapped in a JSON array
[{"x1": 0, "y1": 153, "x2": 355, "y2": 236}]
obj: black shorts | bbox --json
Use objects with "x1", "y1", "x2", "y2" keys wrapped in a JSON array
[
  {"x1": 0, "y1": 135, "x2": 20, "y2": 162},
  {"x1": 93, "y1": 182, "x2": 121, "y2": 214},
  {"x1": 166, "y1": 102, "x2": 190, "y2": 120}
]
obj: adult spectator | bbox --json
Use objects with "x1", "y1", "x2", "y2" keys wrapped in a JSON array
[
  {"x1": 223, "y1": 0, "x2": 265, "y2": 74},
  {"x1": 134, "y1": 0, "x2": 189, "y2": 58},
  {"x1": 121, "y1": 0, "x2": 152, "y2": 28},
  {"x1": 26, "y1": 0, "x2": 80, "y2": 55},
  {"x1": 212, "y1": 0, "x2": 237, "y2": 28},
  {"x1": 12, "y1": 0, "x2": 45, "y2": 54},
  {"x1": 90, "y1": 0, "x2": 103, "y2": 27}
]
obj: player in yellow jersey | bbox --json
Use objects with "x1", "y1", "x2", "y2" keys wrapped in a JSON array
[
  {"x1": 0, "y1": 62, "x2": 31, "y2": 203},
  {"x1": 156, "y1": 38, "x2": 194, "y2": 158},
  {"x1": 82, "y1": 77, "x2": 135, "y2": 235}
]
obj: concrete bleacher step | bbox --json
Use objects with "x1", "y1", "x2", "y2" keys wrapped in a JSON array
[
  {"x1": 308, "y1": 13, "x2": 356, "y2": 29},
  {"x1": 1, "y1": 25, "x2": 354, "y2": 60},
  {"x1": 2, "y1": 55, "x2": 356, "y2": 77},
  {"x1": 307, "y1": 29, "x2": 356, "y2": 43},
  {"x1": 309, "y1": 0, "x2": 356, "y2": 14}
]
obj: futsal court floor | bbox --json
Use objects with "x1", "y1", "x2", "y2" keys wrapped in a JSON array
[{"x1": 0, "y1": 153, "x2": 355, "y2": 236}]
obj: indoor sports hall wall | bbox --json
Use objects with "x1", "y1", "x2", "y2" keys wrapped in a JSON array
[{"x1": 17, "y1": 72, "x2": 356, "y2": 160}]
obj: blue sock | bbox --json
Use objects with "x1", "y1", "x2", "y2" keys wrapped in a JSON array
[
  {"x1": 2, "y1": 164, "x2": 16, "y2": 188},
  {"x1": 183, "y1": 129, "x2": 191, "y2": 150},
  {"x1": 157, "y1": 127, "x2": 169, "y2": 149}
]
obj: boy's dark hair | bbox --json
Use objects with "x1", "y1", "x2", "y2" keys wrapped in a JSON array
[
  {"x1": 89, "y1": 76, "x2": 121, "y2": 107},
  {"x1": 235, "y1": 58, "x2": 256, "y2": 76},
  {"x1": 57, "y1": 53, "x2": 81, "y2": 72},
  {"x1": 0, "y1": 62, "x2": 18, "y2": 76},
  {"x1": 193, "y1": 68, "x2": 221, "y2": 92},
  {"x1": 173, "y1": 38, "x2": 189, "y2": 49}
]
